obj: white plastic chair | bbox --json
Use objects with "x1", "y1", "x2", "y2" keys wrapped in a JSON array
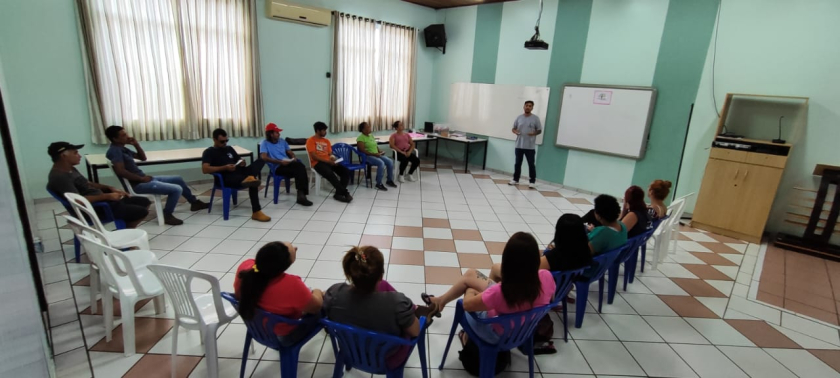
[
  {"x1": 649, "y1": 198, "x2": 686, "y2": 270},
  {"x1": 77, "y1": 234, "x2": 165, "y2": 356},
  {"x1": 109, "y1": 163, "x2": 165, "y2": 226},
  {"x1": 305, "y1": 144, "x2": 324, "y2": 194},
  {"x1": 65, "y1": 192, "x2": 150, "y2": 250},
  {"x1": 146, "y1": 265, "x2": 240, "y2": 378},
  {"x1": 392, "y1": 149, "x2": 420, "y2": 181}
]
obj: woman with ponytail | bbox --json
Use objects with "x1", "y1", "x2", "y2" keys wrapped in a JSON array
[
  {"x1": 648, "y1": 179, "x2": 672, "y2": 220},
  {"x1": 234, "y1": 241, "x2": 323, "y2": 345}
]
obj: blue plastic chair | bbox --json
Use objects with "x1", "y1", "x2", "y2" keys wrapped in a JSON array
[
  {"x1": 220, "y1": 292, "x2": 323, "y2": 378},
  {"x1": 623, "y1": 227, "x2": 659, "y2": 289},
  {"x1": 440, "y1": 299, "x2": 553, "y2": 378},
  {"x1": 606, "y1": 235, "x2": 649, "y2": 304},
  {"x1": 47, "y1": 188, "x2": 125, "y2": 262},
  {"x1": 331, "y1": 143, "x2": 370, "y2": 188},
  {"x1": 207, "y1": 173, "x2": 245, "y2": 220},
  {"x1": 637, "y1": 215, "x2": 668, "y2": 275},
  {"x1": 264, "y1": 162, "x2": 293, "y2": 204},
  {"x1": 321, "y1": 316, "x2": 428, "y2": 378},
  {"x1": 572, "y1": 247, "x2": 622, "y2": 328},
  {"x1": 551, "y1": 267, "x2": 586, "y2": 342}
]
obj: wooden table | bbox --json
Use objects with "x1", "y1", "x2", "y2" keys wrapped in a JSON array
[{"x1": 84, "y1": 145, "x2": 254, "y2": 183}]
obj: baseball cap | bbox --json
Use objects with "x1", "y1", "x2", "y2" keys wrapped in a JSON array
[
  {"x1": 48, "y1": 142, "x2": 84, "y2": 158},
  {"x1": 265, "y1": 123, "x2": 283, "y2": 133}
]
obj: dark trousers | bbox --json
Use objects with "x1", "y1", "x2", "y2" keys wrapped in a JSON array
[
  {"x1": 219, "y1": 159, "x2": 265, "y2": 212},
  {"x1": 274, "y1": 160, "x2": 309, "y2": 195},
  {"x1": 396, "y1": 152, "x2": 420, "y2": 175},
  {"x1": 103, "y1": 196, "x2": 151, "y2": 224},
  {"x1": 513, "y1": 148, "x2": 536, "y2": 183},
  {"x1": 313, "y1": 161, "x2": 350, "y2": 195}
]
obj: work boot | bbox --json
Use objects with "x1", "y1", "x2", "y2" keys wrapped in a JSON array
[
  {"x1": 296, "y1": 191, "x2": 313, "y2": 206},
  {"x1": 251, "y1": 211, "x2": 271, "y2": 222},
  {"x1": 190, "y1": 199, "x2": 209, "y2": 211},
  {"x1": 241, "y1": 176, "x2": 261, "y2": 188},
  {"x1": 164, "y1": 213, "x2": 184, "y2": 226}
]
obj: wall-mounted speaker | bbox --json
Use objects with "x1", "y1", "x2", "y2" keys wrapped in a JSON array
[{"x1": 424, "y1": 24, "x2": 446, "y2": 54}]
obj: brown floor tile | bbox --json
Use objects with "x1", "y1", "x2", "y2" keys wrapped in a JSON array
[
  {"x1": 539, "y1": 191, "x2": 562, "y2": 197},
  {"x1": 689, "y1": 252, "x2": 738, "y2": 266},
  {"x1": 458, "y1": 254, "x2": 494, "y2": 269},
  {"x1": 517, "y1": 184, "x2": 536, "y2": 190},
  {"x1": 757, "y1": 291, "x2": 785, "y2": 308},
  {"x1": 81, "y1": 298, "x2": 153, "y2": 316},
  {"x1": 658, "y1": 295, "x2": 719, "y2": 318},
  {"x1": 424, "y1": 238, "x2": 456, "y2": 252},
  {"x1": 485, "y1": 242, "x2": 506, "y2": 255},
  {"x1": 784, "y1": 286, "x2": 837, "y2": 313},
  {"x1": 123, "y1": 354, "x2": 201, "y2": 378},
  {"x1": 670, "y1": 278, "x2": 727, "y2": 298},
  {"x1": 423, "y1": 218, "x2": 450, "y2": 228},
  {"x1": 492, "y1": 179, "x2": 509, "y2": 185},
  {"x1": 425, "y1": 266, "x2": 463, "y2": 285},
  {"x1": 359, "y1": 235, "x2": 392, "y2": 249},
  {"x1": 90, "y1": 318, "x2": 174, "y2": 354},
  {"x1": 785, "y1": 279, "x2": 835, "y2": 299},
  {"x1": 389, "y1": 249, "x2": 424, "y2": 266},
  {"x1": 73, "y1": 275, "x2": 91, "y2": 287},
  {"x1": 784, "y1": 299, "x2": 840, "y2": 326},
  {"x1": 472, "y1": 174, "x2": 491, "y2": 179},
  {"x1": 724, "y1": 320, "x2": 800, "y2": 348},
  {"x1": 393, "y1": 226, "x2": 423, "y2": 238},
  {"x1": 677, "y1": 233, "x2": 693, "y2": 241},
  {"x1": 758, "y1": 279, "x2": 785, "y2": 297},
  {"x1": 452, "y1": 229, "x2": 482, "y2": 241},
  {"x1": 437, "y1": 164, "x2": 453, "y2": 169},
  {"x1": 566, "y1": 197, "x2": 592, "y2": 205},
  {"x1": 706, "y1": 233, "x2": 747, "y2": 244},
  {"x1": 810, "y1": 350, "x2": 840, "y2": 373},
  {"x1": 698, "y1": 242, "x2": 743, "y2": 254},
  {"x1": 682, "y1": 264, "x2": 734, "y2": 281},
  {"x1": 760, "y1": 268, "x2": 786, "y2": 286},
  {"x1": 679, "y1": 224, "x2": 699, "y2": 233}
]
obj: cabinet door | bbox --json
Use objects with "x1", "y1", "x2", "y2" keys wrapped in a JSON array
[
  {"x1": 693, "y1": 159, "x2": 743, "y2": 229},
  {"x1": 727, "y1": 164, "x2": 784, "y2": 237}
]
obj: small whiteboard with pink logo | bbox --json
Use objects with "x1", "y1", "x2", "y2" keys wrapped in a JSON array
[{"x1": 555, "y1": 84, "x2": 656, "y2": 159}]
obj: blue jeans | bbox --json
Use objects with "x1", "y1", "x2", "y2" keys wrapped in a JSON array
[
  {"x1": 367, "y1": 155, "x2": 394, "y2": 185},
  {"x1": 133, "y1": 175, "x2": 197, "y2": 215}
]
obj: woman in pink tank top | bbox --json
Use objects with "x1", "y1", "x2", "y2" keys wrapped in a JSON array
[{"x1": 389, "y1": 121, "x2": 420, "y2": 182}]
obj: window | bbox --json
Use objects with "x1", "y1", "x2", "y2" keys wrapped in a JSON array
[
  {"x1": 77, "y1": 0, "x2": 263, "y2": 142},
  {"x1": 330, "y1": 13, "x2": 417, "y2": 133}
]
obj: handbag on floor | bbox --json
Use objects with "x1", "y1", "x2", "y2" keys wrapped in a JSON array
[{"x1": 459, "y1": 336, "x2": 510, "y2": 376}]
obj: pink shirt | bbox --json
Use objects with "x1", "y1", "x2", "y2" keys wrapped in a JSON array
[
  {"x1": 481, "y1": 270, "x2": 556, "y2": 318},
  {"x1": 391, "y1": 132, "x2": 411, "y2": 152}
]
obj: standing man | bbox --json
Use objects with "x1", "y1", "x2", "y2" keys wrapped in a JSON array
[
  {"x1": 306, "y1": 122, "x2": 352, "y2": 203},
  {"x1": 260, "y1": 123, "x2": 313, "y2": 206},
  {"x1": 201, "y1": 128, "x2": 270, "y2": 222},
  {"x1": 510, "y1": 100, "x2": 542, "y2": 189},
  {"x1": 105, "y1": 125, "x2": 208, "y2": 226},
  {"x1": 47, "y1": 142, "x2": 151, "y2": 229}
]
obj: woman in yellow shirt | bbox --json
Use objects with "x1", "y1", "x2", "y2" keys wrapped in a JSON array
[{"x1": 357, "y1": 122, "x2": 397, "y2": 191}]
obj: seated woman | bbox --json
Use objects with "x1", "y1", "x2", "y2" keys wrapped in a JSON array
[
  {"x1": 357, "y1": 122, "x2": 397, "y2": 191},
  {"x1": 234, "y1": 241, "x2": 323, "y2": 346},
  {"x1": 647, "y1": 179, "x2": 671, "y2": 220},
  {"x1": 425, "y1": 232, "x2": 556, "y2": 343},
  {"x1": 389, "y1": 121, "x2": 420, "y2": 182},
  {"x1": 622, "y1": 185, "x2": 651, "y2": 238},
  {"x1": 489, "y1": 214, "x2": 591, "y2": 281},
  {"x1": 587, "y1": 194, "x2": 628, "y2": 255}
]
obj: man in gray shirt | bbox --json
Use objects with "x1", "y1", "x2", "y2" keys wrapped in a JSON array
[{"x1": 510, "y1": 100, "x2": 542, "y2": 188}]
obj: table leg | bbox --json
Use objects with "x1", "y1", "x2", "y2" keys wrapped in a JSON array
[
  {"x1": 425, "y1": 140, "x2": 430, "y2": 157},
  {"x1": 482, "y1": 142, "x2": 488, "y2": 171},
  {"x1": 86, "y1": 162, "x2": 93, "y2": 181},
  {"x1": 464, "y1": 143, "x2": 470, "y2": 174},
  {"x1": 434, "y1": 138, "x2": 439, "y2": 169},
  {"x1": 93, "y1": 167, "x2": 100, "y2": 183}
]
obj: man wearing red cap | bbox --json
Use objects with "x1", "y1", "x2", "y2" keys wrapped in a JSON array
[{"x1": 260, "y1": 123, "x2": 312, "y2": 206}]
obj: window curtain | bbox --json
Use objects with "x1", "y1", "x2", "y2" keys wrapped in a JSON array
[
  {"x1": 76, "y1": 0, "x2": 263, "y2": 143},
  {"x1": 330, "y1": 13, "x2": 417, "y2": 133}
]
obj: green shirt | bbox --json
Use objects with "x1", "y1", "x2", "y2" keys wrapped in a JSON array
[
  {"x1": 357, "y1": 133, "x2": 378, "y2": 154},
  {"x1": 589, "y1": 223, "x2": 628, "y2": 255}
]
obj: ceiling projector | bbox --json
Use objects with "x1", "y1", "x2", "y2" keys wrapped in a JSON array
[{"x1": 524, "y1": 0, "x2": 548, "y2": 50}]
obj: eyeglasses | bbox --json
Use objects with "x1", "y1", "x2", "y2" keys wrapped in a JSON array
[{"x1": 218, "y1": 139, "x2": 229, "y2": 144}]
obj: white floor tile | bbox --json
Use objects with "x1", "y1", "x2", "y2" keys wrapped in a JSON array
[
  {"x1": 479, "y1": 230, "x2": 509, "y2": 242},
  {"x1": 304, "y1": 220, "x2": 337, "y2": 232},
  {"x1": 424, "y1": 251, "x2": 460, "y2": 267},
  {"x1": 671, "y1": 344, "x2": 748, "y2": 378},
  {"x1": 575, "y1": 340, "x2": 644, "y2": 376},
  {"x1": 392, "y1": 237, "x2": 424, "y2": 251},
  {"x1": 682, "y1": 231, "x2": 718, "y2": 242},
  {"x1": 395, "y1": 217, "x2": 423, "y2": 227},
  {"x1": 251, "y1": 361, "x2": 316, "y2": 378},
  {"x1": 685, "y1": 318, "x2": 755, "y2": 346},
  {"x1": 364, "y1": 224, "x2": 394, "y2": 236},
  {"x1": 162, "y1": 224, "x2": 208, "y2": 237},
  {"x1": 601, "y1": 314, "x2": 663, "y2": 342},
  {"x1": 636, "y1": 277, "x2": 689, "y2": 296},
  {"x1": 189, "y1": 357, "x2": 258, "y2": 378},
  {"x1": 475, "y1": 221, "x2": 505, "y2": 231},
  {"x1": 454, "y1": 240, "x2": 488, "y2": 254},
  {"x1": 149, "y1": 235, "x2": 190, "y2": 250},
  {"x1": 262, "y1": 230, "x2": 300, "y2": 243},
  {"x1": 54, "y1": 347, "x2": 92, "y2": 378},
  {"x1": 764, "y1": 348, "x2": 840, "y2": 378},
  {"x1": 286, "y1": 259, "x2": 315, "y2": 277},
  {"x1": 718, "y1": 346, "x2": 796, "y2": 378},
  {"x1": 624, "y1": 342, "x2": 697, "y2": 377},
  {"x1": 768, "y1": 323, "x2": 840, "y2": 349},
  {"x1": 644, "y1": 316, "x2": 709, "y2": 344},
  {"x1": 88, "y1": 352, "x2": 142, "y2": 377},
  {"x1": 158, "y1": 251, "x2": 205, "y2": 269},
  {"x1": 227, "y1": 227, "x2": 268, "y2": 241},
  {"x1": 657, "y1": 263, "x2": 700, "y2": 279},
  {"x1": 677, "y1": 241, "x2": 713, "y2": 253},
  {"x1": 424, "y1": 227, "x2": 453, "y2": 239},
  {"x1": 568, "y1": 313, "x2": 617, "y2": 341},
  {"x1": 52, "y1": 321, "x2": 85, "y2": 355},
  {"x1": 622, "y1": 293, "x2": 677, "y2": 316},
  {"x1": 177, "y1": 237, "x2": 224, "y2": 253},
  {"x1": 387, "y1": 264, "x2": 426, "y2": 283},
  {"x1": 696, "y1": 297, "x2": 728, "y2": 318},
  {"x1": 781, "y1": 312, "x2": 840, "y2": 346},
  {"x1": 308, "y1": 261, "x2": 345, "y2": 280},
  {"x1": 209, "y1": 239, "x2": 256, "y2": 256},
  {"x1": 296, "y1": 231, "x2": 328, "y2": 245},
  {"x1": 448, "y1": 220, "x2": 478, "y2": 230}
]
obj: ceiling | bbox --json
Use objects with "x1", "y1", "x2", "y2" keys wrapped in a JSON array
[{"x1": 402, "y1": 0, "x2": 518, "y2": 10}]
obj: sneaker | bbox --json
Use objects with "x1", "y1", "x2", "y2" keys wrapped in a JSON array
[
  {"x1": 333, "y1": 194, "x2": 351, "y2": 203},
  {"x1": 241, "y1": 176, "x2": 261, "y2": 188},
  {"x1": 406, "y1": 175, "x2": 416, "y2": 182},
  {"x1": 386, "y1": 180, "x2": 397, "y2": 188},
  {"x1": 398, "y1": 175, "x2": 405, "y2": 183},
  {"x1": 164, "y1": 214, "x2": 184, "y2": 226},
  {"x1": 508, "y1": 180, "x2": 519, "y2": 185},
  {"x1": 251, "y1": 211, "x2": 271, "y2": 222},
  {"x1": 375, "y1": 184, "x2": 388, "y2": 191},
  {"x1": 529, "y1": 182, "x2": 536, "y2": 189},
  {"x1": 190, "y1": 199, "x2": 209, "y2": 211}
]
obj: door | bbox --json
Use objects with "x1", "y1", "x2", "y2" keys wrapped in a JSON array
[
  {"x1": 693, "y1": 158, "x2": 743, "y2": 230},
  {"x1": 728, "y1": 164, "x2": 784, "y2": 237}
]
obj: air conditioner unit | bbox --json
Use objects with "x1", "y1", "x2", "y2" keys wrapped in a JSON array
[{"x1": 266, "y1": 0, "x2": 331, "y2": 27}]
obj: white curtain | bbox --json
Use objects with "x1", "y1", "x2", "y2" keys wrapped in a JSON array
[
  {"x1": 331, "y1": 13, "x2": 416, "y2": 133},
  {"x1": 77, "y1": 0, "x2": 262, "y2": 143}
]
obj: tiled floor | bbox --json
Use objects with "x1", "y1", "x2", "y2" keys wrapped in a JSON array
[{"x1": 35, "y1": 162, "x2": 840, "y2": 378}]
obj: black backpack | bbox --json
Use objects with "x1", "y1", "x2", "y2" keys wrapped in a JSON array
[
  {"x1": 517, "y1": 314, "x2": 557, "y2": 355},
  {"x1": 459, "y1": 338, "x2": 510, "y2": 376}
]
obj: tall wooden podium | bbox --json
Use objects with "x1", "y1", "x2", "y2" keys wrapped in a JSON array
[{"x1": 775, "y1": 164, "x2": 840, "y2": 261}]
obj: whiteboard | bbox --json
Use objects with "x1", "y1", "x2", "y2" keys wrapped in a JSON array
[
  {"x1": 448, "y1": 83, "x2": 550, "y2": 145},
  {"x1": 556, "y1": 84, "x2": 657, "y2": 159}
]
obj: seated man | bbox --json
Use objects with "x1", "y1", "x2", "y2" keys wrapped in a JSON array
[
  {"x1": 201, "y1": 128, "x2": 270, "y2": 222},
  {"x1": 306, "y1": 122, "x2": 352, "y2": 203},
  {"x1": 47, "y1": 142, "x2": 150, "y2": 229},
  {"x1": 260, "y1": 123, "x2": 312, "y2": 206},
  {"x1": 105, "y1": 125, "x2": 208, "y2": 226}
]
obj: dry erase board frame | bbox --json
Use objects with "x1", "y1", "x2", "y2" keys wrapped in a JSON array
[{"x1": 555, "y1": 83, "x2": 657, "y2": 160}]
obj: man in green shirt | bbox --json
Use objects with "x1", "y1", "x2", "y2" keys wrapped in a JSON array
[{"x1": 357, "y1": 122, "x2": 397, "y2": 191}]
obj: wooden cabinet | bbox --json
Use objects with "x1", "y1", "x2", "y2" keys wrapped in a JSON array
[{"x1": 693, "y1": 149, "x2": 786, "y2": 243}]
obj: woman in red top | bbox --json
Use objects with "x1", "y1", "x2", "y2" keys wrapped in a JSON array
[{"x1": 234, "y1": 241, "x2": 323, "y2": 346}]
